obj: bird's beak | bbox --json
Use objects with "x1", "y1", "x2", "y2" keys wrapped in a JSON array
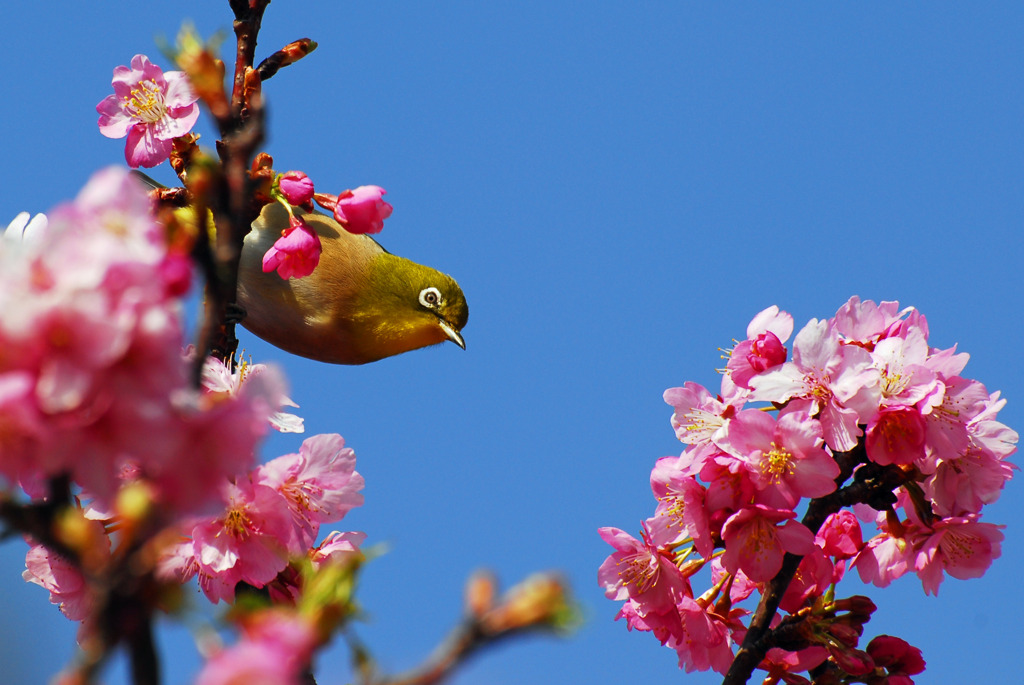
[{"x1": 438, "y1": 318, "x2": 466, "y2": 350}]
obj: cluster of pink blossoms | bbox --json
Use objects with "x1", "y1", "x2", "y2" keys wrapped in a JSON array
[
  {"x1": 0, "y1": 167, "x2": 279, "y2": 514},
  {"x1": 599, "y1": 299, "x2": 1016, "y2": 678},
  {"x1": 6, "y1": 169, "x2": 367, "y2": 655}
]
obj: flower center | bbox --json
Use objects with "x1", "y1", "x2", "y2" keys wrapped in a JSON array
[
  {"x1": 880, "y1": 366, "x2": 908, "y2": 398},
  {"x1": 124, "y1": 78, "x2": 167, "y2": 124},
  {"x1": 617, "y1": 551, "x2": 659, "y2": 593},
  {"x1": 761, "y1": 441, "x2": 795, "y2": 482},
  {"x1": 223, "y1": 506, "x2": 253, "y2": 540}
]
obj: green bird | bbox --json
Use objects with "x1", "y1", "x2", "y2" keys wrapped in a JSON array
[{"x1": 237, "y1": 202, "x2": 468, "y2": 364}]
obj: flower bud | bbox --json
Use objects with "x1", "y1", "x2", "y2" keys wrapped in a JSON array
[
  {"x1": 332, "y1": 185, "x2": 393, "y2": 235},
  {"x1": 465, "y1": 570, "x2": 497, "y2": 618},
  {"x1": 278, "y1": 171, "x2": 315, "y2": 207},
  {"x1": 827, "y1": 644, "x2": 875, "y2": 677}
]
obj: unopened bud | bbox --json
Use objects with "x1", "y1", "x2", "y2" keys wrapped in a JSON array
[
  {"x1": 481, "y1": 573, "x2": 569, "y2": 634},
  {"x1": 827, "y1": 622, "x2": 862, "y2": 648},
  {"x1": 832, "y1": 595, "x2": 877, "y2": 618},
  {"x1": 827, "y1": 644, "x2": 874, "y2": 677},
  {"x1": 465, "y1": 570, "x2": 497, "y2": 618}
]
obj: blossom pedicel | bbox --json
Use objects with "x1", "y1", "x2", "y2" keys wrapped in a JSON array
[{"x1": 599, "y1": 298, "x2": 1016, "y2": 680}]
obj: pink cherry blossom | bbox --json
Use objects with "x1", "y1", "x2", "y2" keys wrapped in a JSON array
[
  {"x1": 663, "y1": 382, "x2": 740, "y2": 446},
  {"x1": 647, "y1": 457, "x2": 712, "y2": 557},
  {"x1": 870, "y1": 329, "x2": 942, "y2": 411},
  {"x1": 200, "y1": 355, "x2": 304, "y2": 434},
  {"x1": 0, "y1": 168, "x2": 242, "y2": 512},
  {"x1": 968, "y1": 390, "x2": 1019, "y2": 461},
  {"x1": 669, "y1": 595, "x2": 735, "y2": 674},
  {"x1": 924, "y1": 445, "x2": 1013, "y2": 517},
  {"x1": 920, "y1": 376, "x2": 992, "y2": 468},
  {"x1": 598, "y1": 526, "x2": 692, "y2": 615},
  {"x1": 710, "y1": 556, "x2": 758, "y2": 603},
  {"x1": 778, "y1": 547, "x2": 833, "y2": 613},
  {"x1": 96, "y1": 54, "x2": 200, "y2": 168},
  {"x1": 196, "y1": 612, "x2": 316, "y2": 685},
  {"x1": 721, "y1": 505, "x2": 815, "y2": 583},
  {"x1": 865, "y1": 406, "x2": 927, "y2": 466},
  {"x1": 332, "y1": 185, "x2": 393, "y2": 234},
  {"x1": 311, "y1": 530, "x2": 367, "y2": 569},
  {"x1": 832, "y1": 296, "x2": 916, "y2": 349},
  {"x1": 23, "y1": 534, "x2": 107, "y2": 622},
  {"x1": 614, "y1": 598, "x2": 685, "y2": 647},
  {"x1": 698, "y1": 450, "x2": 757, "y2": 522},
  {"x1": 759, "y1": 645, "x2": 829, "y2": 684},
  {"x1": 815, "y1": 509, "x2": 863, "y2": 582},
  {"x1": 262, "y1": 215, "x2": 322, "y2": 279},
  {"x1": 911, "y1": 515, "x2": 1003, "y2": 595},
  {"x1": 853, "y1": 516, "x2": 915, "y2": 589},
  {"x1": 719, "y1": 409, "x2": 839, "y2": 508},
  {"x1": 254, "y1": 433, "x2": 365, "y2": 551},
  {"x1": 188, "y1": 479, "x2": 295, "y2": 603},
  {"x1": 748, "y1": 318, "x2": 880, "y2": 451}
]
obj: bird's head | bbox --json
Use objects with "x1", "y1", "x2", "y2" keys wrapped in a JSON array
[{"x1": 349, "y1": 252, "x2": 469, "y2": 362}]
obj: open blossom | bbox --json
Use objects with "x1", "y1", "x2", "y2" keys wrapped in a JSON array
[
  {"x1": 96, "y1": 54, "x2": 199, "y2": 168},
  {"x1": 253, "y1": 433, "x2": 365, "y2": 551},
  {"x1": 865, "y1": 406, "x2": 927, "y2": 466},
  {"x1": 832, "y1": 296, "x2": 918, "y2": 349},
  {"x1": 719, "y1": 409, "x2": 839, "y2": 508},
  {"x1": 670, "y1": 595, "x2": 736, "y2": 674},
  {"x1": 601, "y1": 299, "x2": 1014, "y2": 677},
  {"x1": 911, "y1": 516, "x2": 1004, "y2": 595},
  {"x1": 748, "y1": 318, "x2": 880, "y2": 451},
  {"x1": 196, "y1": 612, "x2": 316, "y2": 685},
  {"x1": 598, "y1": 526, "x2": 691, "y2": 617},
  {"x1": 200, "y1": 355, "x2": 304, "y2": 434},
  {"x1": 664, "y1": 382, "x2": 740, "y2": 446},
  {"x1": 183, "y1": 478, "x2": 294, "y2": 604},
  {"x1": 332, "y1": 185, "x2": 393, "y2": 234},
  {"x1": 262, "y1": 215, "x2": 322, "y2": 279},
  {"x1": 647, "y1": 457, "x2": 712, "y2": 558},
  {"x1": 720, "y1": 505, "x2": 816, "y2": 583},
  {"x1": 23, "y1": 529, "x2": 109, "y2": 622}
]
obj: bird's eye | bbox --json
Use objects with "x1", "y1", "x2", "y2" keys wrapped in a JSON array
[{"x1": 419, "y1": 286, "x2": 443, "y2": 308}]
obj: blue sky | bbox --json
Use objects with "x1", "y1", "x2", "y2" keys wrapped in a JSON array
[{"x1": 2, "y1": 3, "x2": 1022, "y2": 684}]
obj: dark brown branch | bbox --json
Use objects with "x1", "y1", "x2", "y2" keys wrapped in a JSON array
[{"x1": 722, "y1": 440, "x2": 910, "y2": 684}]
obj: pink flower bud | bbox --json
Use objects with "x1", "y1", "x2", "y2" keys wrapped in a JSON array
[
  {"x1": 827, "y1": 644, "x2": 874, "y2": 677},
  {"x1": 277, "y1": 171, "x2": 315, "y2": 206},
  {"x1": 333, "y1": 185, "x2": 393, "y2": 234},
  {"x1": 867, "y1": 635, "x2": 926, "y2": 676},
  {"x1": 747, "y1": 331, "x2": 787, "y2": 372},
  {"x1": 262, "y1": 216, "x2": 322, "y2": 279}
]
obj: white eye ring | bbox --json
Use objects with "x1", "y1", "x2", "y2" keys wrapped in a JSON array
[{"x1": 419, "y1": 286, "x2": 443, "y2": 308}]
